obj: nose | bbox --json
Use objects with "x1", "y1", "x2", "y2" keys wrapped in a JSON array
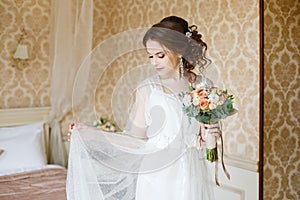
[{"x1": 151, "y1": 58, "x2": 158, "y2": 66}]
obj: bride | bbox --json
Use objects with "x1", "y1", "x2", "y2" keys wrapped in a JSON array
[{"x1": 67, "y1": 16, "x2": 219, "y2": 200}]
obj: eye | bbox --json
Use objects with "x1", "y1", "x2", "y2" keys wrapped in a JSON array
[
  {"x1": 148, "y1": 55, "x2": 153, "y2": 59},
  {"x1": 157, "y1": 53, "x2": 165, "y2": 59}
]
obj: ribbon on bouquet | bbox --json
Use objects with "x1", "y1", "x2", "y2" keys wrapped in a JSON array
[{"x1": 199, "y1": 122, "x2": 230, "y2": 186}]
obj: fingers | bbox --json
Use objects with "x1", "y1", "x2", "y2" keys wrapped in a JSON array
[
  {"x1": 67, "y1": 132, "x2": 71, "y2": 142},
  {"x1": 69, "y1": 123, "x2": 75, "y2": 132},
  {"x1": 199, "y1": 123, "x2": 206, "y2": 146},
  {"x1": 68, "y1": 123, "x2": 75, "y2": 142},
  {"x1": 203, "y1": 123, "x2": 219, "y2": 129},
  {"x1": 202, "y1": 123, "x2": 222, "y2": 137}
]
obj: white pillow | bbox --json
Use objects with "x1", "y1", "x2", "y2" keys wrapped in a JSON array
[{"x1": 0, "y1": 122, "x2": 47, "y2": 172}]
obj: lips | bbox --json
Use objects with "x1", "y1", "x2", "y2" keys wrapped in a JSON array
[{"x1": 155, "y1": 67, "x2": 164, "y2": 71}]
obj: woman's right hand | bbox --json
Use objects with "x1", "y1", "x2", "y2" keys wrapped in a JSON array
[{"x1": 68, "y1": 123, "x2": 75, "y2": 142}]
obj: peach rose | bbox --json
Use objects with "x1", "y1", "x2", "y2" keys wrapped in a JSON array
[
  {"x1": 198, "y1": 98, "x2": 210, "y2": 110},
  {"x1": 197, "y1": 90, "x2": 208, "y2": 98}
]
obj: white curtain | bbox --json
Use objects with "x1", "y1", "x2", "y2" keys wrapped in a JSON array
[{"x1": 48, "y1": 0, "x2": 93, "y2": 166}]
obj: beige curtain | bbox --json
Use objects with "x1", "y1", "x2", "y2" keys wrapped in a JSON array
[{"x1": 48, "y1": 0, "x2": 93, "y2": 166}]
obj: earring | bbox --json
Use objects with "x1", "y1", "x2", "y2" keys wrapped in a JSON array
[
  {"x1": 195, "y1": 64, "x2": 201, "y2": 75},
  {"x1": 179, "y1": 57, "x2": 184, "y2": 78}
]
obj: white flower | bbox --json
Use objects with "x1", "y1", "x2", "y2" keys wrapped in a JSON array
[
  {"x1": 109, "y1": 125, "x2": 116, "y2": 132},
  {"x1": 192, "y1": 96, "x2": 200, "y2": 106},
  {"x1": 218, "y1": 95, "x2": 226, "y2": 105},
  {"x1": 195, "y1": 83, "x2": 203, "y2": 89},
  {"x1": 208, "y1": 92, "x2": 220, "y2": 105},
  {"x1": 93, "y1": 120, "x2": 98, "y2": 126},
  {"x1": 182, "y1": 94, "x2": 192, "y2": 106},
  {"x1": 209, "y1": 103, "x2": 217, "y2": 110},
  {"x1": 196, "y1": 81, "x2": 208, "y2": 89}
]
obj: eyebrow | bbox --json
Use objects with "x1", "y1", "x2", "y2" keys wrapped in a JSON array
[{"x1": 146, "y1": 51, "x2": 165, "y2": 55}]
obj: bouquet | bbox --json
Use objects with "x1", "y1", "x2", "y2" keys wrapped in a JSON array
[
  {"x1": 180, "y1": 83, "x2": 236, "y2": 126},
  {"x1": 93, "y1": 117, "x2": 117, "y2": 132},
  {"x1": 179, "y1": 82, "x2": 237, "y2": 185}
]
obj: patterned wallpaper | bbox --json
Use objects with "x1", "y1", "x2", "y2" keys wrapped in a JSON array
[
  {"x1": 92, "y1": 0, "x2": 260, "y2": 164},
  {"x1": 263, "y1": 0, "x2": 300, "y2": 199},
  {"x1": 1, "y1": 0, "x2": 259, "y2": 166},
  {"x1": 7, "y1": 0, "x2": 300, "y2": 199},
  {"x1": 0, "y1": 0, "x2": 51, "y2": 108}
]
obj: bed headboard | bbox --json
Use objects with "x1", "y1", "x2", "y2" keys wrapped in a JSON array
[
  {"x1": 0, "y1": 107, "x2": 51, "y2": 127},
  {"x1": 0, "y1": 107, "x2": 51, "y2": 162}
]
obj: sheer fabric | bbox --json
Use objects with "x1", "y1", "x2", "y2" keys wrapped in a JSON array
[
  {"x1": 48, "y1": 0, "x2": 93, "y2": 166},
  {"x1": 67, "y1": 75, "x2": 215, "y2": 200}
]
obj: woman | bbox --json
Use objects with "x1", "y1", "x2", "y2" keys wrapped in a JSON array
[{"x1": 67, "y1": 16, "x2": 219, "y2": 200}]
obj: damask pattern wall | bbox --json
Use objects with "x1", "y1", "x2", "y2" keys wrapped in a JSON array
[
  {"x1": 93, "y1": 0, "x2": 260, "y2": 165},
  {"x1": 2, "y1": 0, "x2": 298, "y2": 199},
  {"x1": 0, "y1": 0, "x2": 51, "y2": 108},
  {"x1": 264, "y1": 1, "x2": 300, "y2": 199}
]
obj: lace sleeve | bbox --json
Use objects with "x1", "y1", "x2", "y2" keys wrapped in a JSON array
[{"x1": 125, "y1": 81, "x2": 152, "y2": 139}]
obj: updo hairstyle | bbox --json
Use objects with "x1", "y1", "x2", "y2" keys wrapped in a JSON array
[{"x1": 143, "y1": 16, "x2": 210, "y2": 82}]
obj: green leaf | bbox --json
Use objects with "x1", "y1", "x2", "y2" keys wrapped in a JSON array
[
  {"x1": 206, "y1": 147, "x2": 218, "y2": 162},
  {"x1": 188, "y1": 83, "x2": 194, "y2": 91}
]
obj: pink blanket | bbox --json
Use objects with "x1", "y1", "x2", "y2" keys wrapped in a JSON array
[{"x1": 0, "y1": 167, "x2": 67, "y2": 200}]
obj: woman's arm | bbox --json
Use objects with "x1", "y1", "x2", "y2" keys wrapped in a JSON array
[
  {"x1": 68, "y1": 84, "x2": 150, "y2": 141},
  {"x1": 124, "y1": 85, "x2": 149, "y2": 140}
]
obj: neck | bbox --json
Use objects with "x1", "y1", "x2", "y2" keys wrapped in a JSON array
[
  {"x1": 159, "y1": 71, "x2": 181, "y2": 81},
  {"x1": 156, "y1": 74, "x2": 190, "y2": 94}
]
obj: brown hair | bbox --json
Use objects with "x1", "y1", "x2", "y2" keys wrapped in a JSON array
[{"x1": 143, "y1": 16, "x2": 210, "y2": 82}]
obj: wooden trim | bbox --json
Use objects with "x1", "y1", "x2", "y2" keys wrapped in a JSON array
[
  {"x1": 214, "y1": 183, "x2": 246, "y2": 200},
  {"x1": 225, "y1": 155, "x2": 259, "y2": 172},
  {"x1": 259, "y1": 0, "x2": 264, "y2": 199},
  {"x1": 0, "y1": 107, "x2": 51, "y2": 127}
]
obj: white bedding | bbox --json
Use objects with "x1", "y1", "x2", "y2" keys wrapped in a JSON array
[
  {"x1": 0, "y1": 122, "x2": 47, "y2": 172},
  {"x1": 0, "y1": 107, "x2": 67, "y2": 200},
  {"x1": 0, "y1": 164, "x2": 65, "y2": 176}
]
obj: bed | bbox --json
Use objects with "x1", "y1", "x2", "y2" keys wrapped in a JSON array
[{"x1": 0, "y1": 107, "x2": 67, "y2": 200}]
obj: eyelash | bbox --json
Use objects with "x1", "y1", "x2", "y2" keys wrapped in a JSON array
[
  {"x1": 148, "y1": 54, "x2": 165, "y2": 59},
  {"x1": 158, "y1": 54, "x2": 165, "y2": 58}
]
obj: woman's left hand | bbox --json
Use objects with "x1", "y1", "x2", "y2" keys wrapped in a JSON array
[
  {"x1": 199, "y1": 122, "x2": 221, "y2": 146},
  {"x1": 201, "y1": 123, "x2": 221, "y2": 137}
]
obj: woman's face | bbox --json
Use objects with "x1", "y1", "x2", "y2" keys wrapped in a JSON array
[{"x1": 146, "y1": 39, "x2": 180, "y2": 79}]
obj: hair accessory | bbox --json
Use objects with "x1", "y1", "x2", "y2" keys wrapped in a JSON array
[
  {"x1": 180, "y1": 57, "x2": 184, "y2": 78},
  {"x1": 185, "y1": 31, "x2": 192, "y2": 38},
  {"x1": 186, "y1": 25, "x2": 197, "y2": 38}
]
